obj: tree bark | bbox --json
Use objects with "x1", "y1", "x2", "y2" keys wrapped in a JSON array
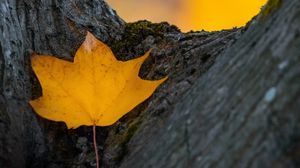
[
  {"x1": 0, "y1": 0, "x2": 123, "y2": 167},
  {"x1": 1, "y1": 0, "x2": 299, "y2": 168},
  {"x1": 111, "y1": 1, "x2": 300, "y2": 168}
]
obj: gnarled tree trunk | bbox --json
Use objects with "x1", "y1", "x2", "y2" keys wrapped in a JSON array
[{"x1": 0, "y1": 0, "x2": 299, "y2": 168}]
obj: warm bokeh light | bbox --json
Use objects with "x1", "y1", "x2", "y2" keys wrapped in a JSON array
[{"x1": 105, "y1": 0, "x2": 268, "y2": 32}]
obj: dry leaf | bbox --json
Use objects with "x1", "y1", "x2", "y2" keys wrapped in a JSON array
[{"x1": 30, "y1": 32, "x2": 167, "y2": 129}]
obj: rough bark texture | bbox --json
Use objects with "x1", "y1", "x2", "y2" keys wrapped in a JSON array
[
  {"x1": 115, "y1": 0, "x2": 300, "y2": 167},
  {"x1": 0, "y1": 0, "x2": 299, "y2": 168},
  {"x1": 0, "y1": 0, "x2": 124, "y2": 167}
]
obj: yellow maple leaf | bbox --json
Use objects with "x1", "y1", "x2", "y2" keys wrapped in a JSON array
[{"x1": 30, "y1": 32, "x2": 167, "y2": 129}]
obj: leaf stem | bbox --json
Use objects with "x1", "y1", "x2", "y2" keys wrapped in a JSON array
[{"x1": 93, "y1": 125, "x2": 100, "y2": 168}]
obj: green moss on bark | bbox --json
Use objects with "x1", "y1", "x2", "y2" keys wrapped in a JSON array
[
  {"x1": 104, "y1": 113, "x2": 146, "y2": 164},
  {"x1": 110, "y1": 20, "x2": 179, "y2": 59},
  {"x1": 259, "y1": 0, "x2": 282, "y2": 20}
]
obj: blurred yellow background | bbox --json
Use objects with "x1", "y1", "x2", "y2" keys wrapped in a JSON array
[{"x1": 105, "y1": 0, "x2": 267, "y2": 32}]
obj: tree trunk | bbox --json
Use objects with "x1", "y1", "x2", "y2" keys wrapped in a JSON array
[
  {"x1": 1, "y1": 0, "x2": 299, "y2": 168},
  {"x1": 0, "y1": 0, "x2": 123, "y2": 167}
]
